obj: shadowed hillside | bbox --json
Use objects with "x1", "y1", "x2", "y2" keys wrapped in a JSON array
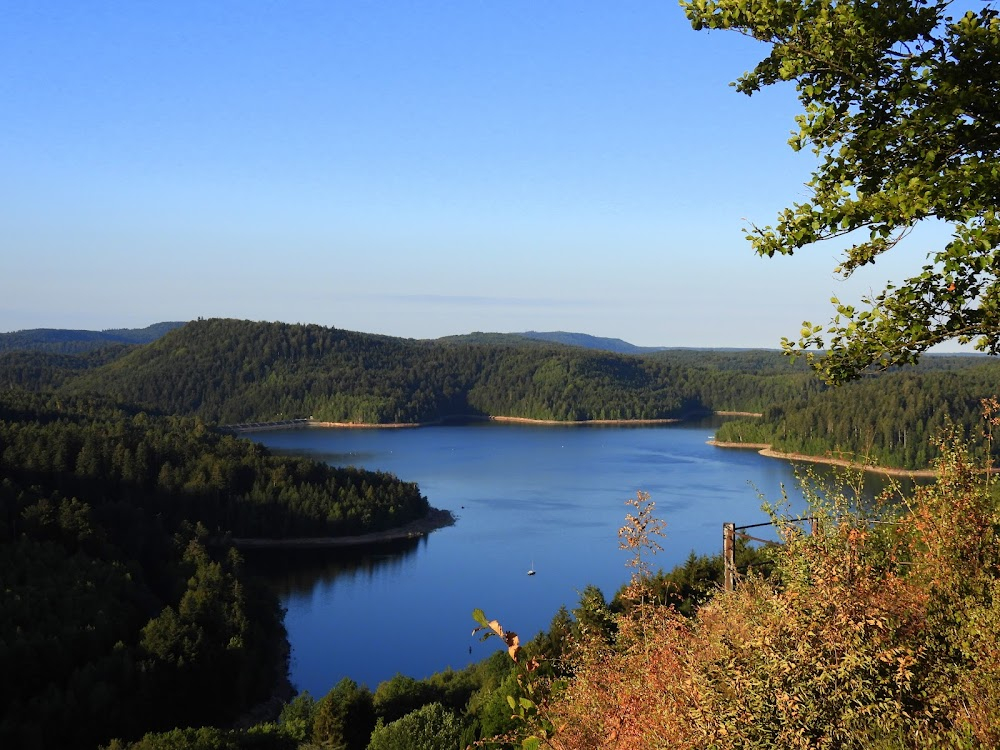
[
  {"x1": 0, "y1": 322, "x2": 185, "y2": 354},
  {"x1": 62, "y1": 318, "x2": 811, "y2": 425}
]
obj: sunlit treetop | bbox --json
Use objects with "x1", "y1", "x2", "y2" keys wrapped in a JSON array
[{"x1": 682, "y1": 0, "x2": 1000, "y2": 383}]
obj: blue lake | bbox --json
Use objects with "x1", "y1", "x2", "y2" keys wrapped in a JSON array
[{"x1": 249, "y1": 419, "x2": 854, "y2": 697}]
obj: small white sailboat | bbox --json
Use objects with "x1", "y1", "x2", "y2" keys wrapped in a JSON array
[{"x1": 527, "y1": 561, "x2": 536, "y2": 576}]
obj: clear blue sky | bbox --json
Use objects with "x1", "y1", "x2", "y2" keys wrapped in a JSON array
[{"x1": 0, "y1": 1, "x2": 947, "y2": 347}]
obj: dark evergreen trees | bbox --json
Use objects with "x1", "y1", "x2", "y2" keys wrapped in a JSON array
[{"x1": 0, "y1": 390, "x2": 431, "y2": 748}]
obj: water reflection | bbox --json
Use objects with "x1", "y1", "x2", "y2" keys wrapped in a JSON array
[{"x1": 244, "y1": 536, "x2": 425, "y2": 599}]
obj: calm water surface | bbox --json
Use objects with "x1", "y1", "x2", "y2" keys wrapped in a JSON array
[{"x1": 249, "y1": 420, "x2": 862, "y2": 697}]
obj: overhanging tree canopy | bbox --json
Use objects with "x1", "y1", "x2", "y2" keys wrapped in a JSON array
[{"x1": 682, "y1": 0, "x2": 1000, "y2": 383}]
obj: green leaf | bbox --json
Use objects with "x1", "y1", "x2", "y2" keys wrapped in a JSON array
[{"x1": 471, "y1": 608, "x2": 489, "y2": 628}]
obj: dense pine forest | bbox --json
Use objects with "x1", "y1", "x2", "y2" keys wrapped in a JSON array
[
  {"x1": 0, "y1": 389, "x2": 428, "y2": 748},
  {"x1": 0, "y1": 322, "x2": 184, "y2": 355},
  {"x1": 715, "y1": 363, "x2": 1000, "y2": 469},
  {"x1": 53, "y1": 319, "x2": 736, "y2": 424}
]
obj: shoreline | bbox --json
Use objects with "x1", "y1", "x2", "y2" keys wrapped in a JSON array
[
  {"x1": 228, "y1": 416, "x2": 938, "y2": 479},
  {"x1": 225, "y1": 414, "x2": 690, "y2": 433},
  {"x1": 229, "y1": 507, "x2": 456, "y2": 550},
  {"x1": 485, "y1": 415, "x2": 681, "y2": 426},
  {"x1": 707, "y1": 439, "x2": 936, "y2": 478}
]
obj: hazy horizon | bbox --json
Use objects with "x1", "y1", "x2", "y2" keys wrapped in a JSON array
[{"x1": 2, "y1": 2, "x2": 961, "y2": 350}]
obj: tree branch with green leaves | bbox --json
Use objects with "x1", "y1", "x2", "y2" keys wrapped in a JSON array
[{"x1": 682, "y1": 0, "x2": 1000, "y2": 383}]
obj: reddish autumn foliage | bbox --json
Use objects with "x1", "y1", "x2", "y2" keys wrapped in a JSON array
[{"x1": 509, "y1": 431, "x2": 1000, "y2": 749}]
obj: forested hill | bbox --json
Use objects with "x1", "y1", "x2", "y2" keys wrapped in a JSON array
[
  {"x1": 57, "y1": 318, "x2": 818, "y2": 424},
  {"x1": 0, "y1": 321, "x2": 184, "y2": 354},
  {"x1": 0, "y1": 344, "x2": 136, "y2": 391},
  {"x1": 445, "y1": 329, "x2": 667, "y2": 353},
  {"x1": 513, "y1": 331, "x2": 667, "y2": 354}
]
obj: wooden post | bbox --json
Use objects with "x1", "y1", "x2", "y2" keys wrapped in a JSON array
[{"x1": 723, "y1": 522, "x2": 735, "y2": 592}]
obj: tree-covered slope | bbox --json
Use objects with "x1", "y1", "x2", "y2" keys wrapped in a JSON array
[
  {"x1": 0, "y1": 321, "x2": 184, "y2": 354},
  {"x1": 513, "y1": 330, "x2": 667, "y2": 354},
  {"x1": 0, "y1": 390, "x2": 428, "y2": 540},
  {"x1": 0, "y1": 389, "x2": 431, "y2": 748},
  {"x1": 717, "y1": 363, "x2": 1000, "y2": 469},
  {"x1": 0, "y1": 344, "x2": 137, "y2": 391},
  {"x1": 62, "y1": 318, "x2": 811, "y2": 424}
]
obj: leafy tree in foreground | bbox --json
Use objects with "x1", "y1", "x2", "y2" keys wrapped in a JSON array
[
  {"x1": 682, "y1": 0, "x2": 1000, "y2": 383},
  {"x1": 372, "y1": 674, "x2": 438, "y2": 726},
  {"x1": 365, "y1": 702, "x2": 464, "y2": 750},
  {"x1": 311, "y1": 677, "x2": 376, "y2": 750}
]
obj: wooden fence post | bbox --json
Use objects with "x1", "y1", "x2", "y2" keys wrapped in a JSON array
[{"x1": 723, "y1": 522, "x2": 736, "y2": 592}]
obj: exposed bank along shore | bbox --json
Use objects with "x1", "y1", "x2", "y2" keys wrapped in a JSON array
[
  {"x1": 222, "y1": 415, "x2": 685, "y2": 433},
  {"x1": 708, "y1": 440, "x2": 937, "y2": 478}
]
